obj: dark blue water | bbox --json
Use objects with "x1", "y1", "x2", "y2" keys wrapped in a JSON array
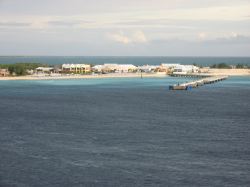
[
  {"x1": 1, "y1": 56, "x2": 250, "y2": 66},
  {"x1": 0, "y1": 77, "x2": 250, "y2": 187}
]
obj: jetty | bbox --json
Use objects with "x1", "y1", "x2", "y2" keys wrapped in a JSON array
[
  {"x1": 170, "y1": 73, "x2": 211, "y2": 78},
  {"x1": 169, "y1": 75, "x2": 228, "y2": 90}
]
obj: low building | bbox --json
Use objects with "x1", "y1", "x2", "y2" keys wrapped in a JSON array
[
  {"x1": 137, "y1": 65, "x2": 159, "y2": 73},
  {"x1": 92, "y1": 65, "x2": 105, "y2": 73},
  {"x1": 26, "y1": 69, "x2": 34, "y2": 75},
  {"x1": 115, "y1": 64, "x2": 137, "y2": 73},
  {"x1": 92, "y1": 64, "x2": 137, "y2": 73},
  {"x1": 62, "y1": 64, "x2": 91, "y2": 73},
  {"x1": 36, "y1": 67, "x2": 55, "y2": 74},
  {"x1": 158, "y1": 64, "x2": 180, "y2": 73},
  {"x1": 0, "y1": 69, "x2": 10, "y2": 77},
  {"x1": 173, "y1": 65, "x2": 199, "y2": 75}
]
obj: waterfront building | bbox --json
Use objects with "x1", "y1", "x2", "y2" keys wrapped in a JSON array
[
  {"x1": 92, "y1": 65, "x2": 104, "y2": 73},
  {"x1": 0, "y1": 69, "x2": 10, "y2": 77},
  {"x1": 137, "y1": 65, "x2": 159, "y2": 72},
  {"x1": 159, "y1": 64, "x2": 180, "y2": 73},
  {"x1": 173, "y1": 65, "x2": 199, "y2": 75},
  {"x1": 161, "y1": 64, "x2": 180, "y2": 69},
  {"x1": 115, "y1": 64, "x2": 137, "y2": 73},
  {"x1": 36, "y1": 67, "x2": 55, "y2": 74},
  {"x1": 62, "y1": 64, "x2": 91, "y2": 73},
  {"x1": 92, "y1": 64, "x2": 137, "y2": 73}
]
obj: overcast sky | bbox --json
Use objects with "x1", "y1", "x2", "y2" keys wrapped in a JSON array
[{"x1": 0, "y1": 0, "x2": 250, "y2": 56}]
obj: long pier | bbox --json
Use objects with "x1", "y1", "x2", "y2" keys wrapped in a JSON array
[
  {"x1": 170, "y1": 73, "x2": 211, "y2": 78},
  {"x1": 169, "y1": 75, "x2": 228, "y2": 90}
]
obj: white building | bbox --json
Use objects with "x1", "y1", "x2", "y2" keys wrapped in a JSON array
[
  {"x1": 158, "y1": 64, "x2": 180, "y2": 72},
  {"x1": 92, "y1": 64, "x2": 137, "y2": 73},
  {"x1": 161, "y1": 64, "x2": 180, "y2": 69},
  {"x1": 173, "y1": 65, "x2": 199, "y2": 75},
  {"x1": 137, "y1": 65, "x2": 159, "y2": 72},
  {"x1": 116, "y1": 64, "x2": 137, "y2": 73},
  {"x1": 62, "y1": 64, "x2": 91, "y2": 73},
  {"x1": 92, "y1": 65, "x2": 104, "y2": 72},
  {"x1": 36, "y1": 67, "x2": 54, "y2": 74}
]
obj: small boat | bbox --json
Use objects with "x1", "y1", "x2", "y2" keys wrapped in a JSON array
[{"x1": 169, "y1": 85, "x2": 187, "y2": 90}]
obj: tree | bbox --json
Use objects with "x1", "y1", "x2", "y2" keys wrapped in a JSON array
[
  {"x1": 0, "y1": 63, "x2": 49, "y2": 76},
  {"x1": 235, "y1": 64, "x2": 245, "y2": 69},
  {"x1": 210, "y1": 63, "x2": 231, "y2": 69}
]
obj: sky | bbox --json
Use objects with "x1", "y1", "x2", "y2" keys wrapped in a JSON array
[{"x1": 0, "y1": 0, "x2": 250, "y2": 56}]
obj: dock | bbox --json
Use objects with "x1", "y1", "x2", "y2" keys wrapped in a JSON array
[
  {"x1": 170, "y1": 73, "x2": 211, "y2": 78},
  {"x1": 169, "y1": 75, "x2": 228, "y2": 90}
]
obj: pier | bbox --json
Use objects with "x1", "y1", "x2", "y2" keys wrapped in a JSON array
[
  {"x1": 170, "y1": 73, "x2": 211, "y2": 78},
  {"x1": 169, "y1": 75, "x2": 228, "y2": 90}
]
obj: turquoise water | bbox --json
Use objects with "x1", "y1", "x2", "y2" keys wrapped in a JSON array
[
  {"x1": 0, "y1": 76, "x2": 249, "y2": 88},
  {"x1": 0, "y1": 76, "x2": 250, "y2": 186}
]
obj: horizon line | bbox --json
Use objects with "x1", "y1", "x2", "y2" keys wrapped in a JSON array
[{"x1": 1, "y1": 55, "x2": 250, "y2": 58}]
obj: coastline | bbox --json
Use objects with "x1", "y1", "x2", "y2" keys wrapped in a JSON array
[
  {"x1": 0, "y1": 72, "x2": 168, "y2": 81},
  {"x1": 200, "y1": 68, "x2": 250, "y2": 76},
  {"x1": 0, "y1": 69, "x2": 249, "y2": 81}
]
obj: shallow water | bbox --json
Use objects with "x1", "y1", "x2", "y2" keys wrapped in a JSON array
[{"x1": 0, "y1": 77, "x2": 250, "y2": 187}]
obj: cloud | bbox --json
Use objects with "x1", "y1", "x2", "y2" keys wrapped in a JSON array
[
  {"x1": 48, "y1": 21, "x2": 80, "y2": 27},
  {"x1": 110, "y1": 31, "x2": 147, "y2": 44},
  {"x1": 195, "y1": 32, "x2": 250, "y2": 44},
  {"x1": 111, "y1": 32, "x2": 131, "y2": 44},
  {"x1": 0, "y1": 21, "x2": 31, "y2": 27},
  {"x1": 133, "y1": 31, "x2": 147, "y2": 43},
  {"x1": 112, "y1": 19, "x2": 194, "y2": 29},
  {"x1": 150, "y1": 32, "x2": 250, "y2": 45},
  {"x1": 208, "y1": 34, "x2": 250, "y2": 44},
  {"x1": 198, "y1": 32, "x2": 208, "y2": 41},
  {"x1": 47, "y1": 20, "x2": 93, "y2": 27}
]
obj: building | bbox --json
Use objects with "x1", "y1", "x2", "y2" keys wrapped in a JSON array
[
  {"x1": 62, "y1": 64, "x2": 91, "y2": 73},
  {"x1": 161, "y1": 64, "x2": 180, "y2": 68},
  {"x1": 0, "y1": 69, "x2": 10, "y2": 77},
  {"x1": 158, "y1": 64, "x2": 180, "y2": 73},
  {"x1": 36, "y1": 67, "x2": 55, "y2": 74},
  {"x1": 137, "y1": 65, "x2": 159, "y2": 73},
  {"x1": 92, "y1": 64, "x2": 137, "y2": 73},
  {"x1": 92, "y1": 65, "x2": 105, "y2": 73},
  {"x1": 115, "y1": 64, "x2": 137, "y2": 73},
  {"x1": 173, "y1": 65, "x2": 199, "y2": 75}
]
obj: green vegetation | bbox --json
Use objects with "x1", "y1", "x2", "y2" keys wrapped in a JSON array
[
  {"x1": 0, "y1": 63, "x2": 48, "y2": 76},
  {"x1": 193, "y1": 63, "x2": 203, "y2": 68},
  {"x1": 235, "y1": 64, "x2": 249, "y2": 69},
  {"x1": 210, "y1": 63, "x2": 250, "y2": 69},
  {"x1": 210, "y1": 63, "x2": 231, "y2": 69}
]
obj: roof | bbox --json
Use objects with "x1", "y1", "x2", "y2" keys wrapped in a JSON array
[
  {"x1": 62, "y1": 64, "x2": 90, "y2": 68},
  {"x1": 36, "y1": 67, "x2": 54, "y2": 71}
]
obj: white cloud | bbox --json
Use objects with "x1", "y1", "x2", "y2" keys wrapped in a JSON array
[
  {"x1": 198, "y1": 32, "x2": 207, "y2": 41},
  {"x1": 111, "y1": 32, "x2": 131, "y2": 44},
  {"x1": 110, "y1": 31, "x2": 147, "y2": 44},
  {"x1": 0, "y1": 0, "x2": 250, "y2": 55},
  {"x1": 133, "y1": 31, "x2": 147, "y2": 43}
]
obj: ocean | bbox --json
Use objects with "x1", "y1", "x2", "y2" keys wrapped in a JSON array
[
  {"x1": 0, "y1": 76, "x2": 250, "y2": 187},
  {"x1": 0, "y1": 56, "x2": 250, "y2": 66}
]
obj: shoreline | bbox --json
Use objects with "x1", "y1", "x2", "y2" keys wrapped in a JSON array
[
  {"x1": 199, "y1": 68, "x2": 250, "y2": 76},
  {"x1": 0, "y1": 69, "x2": 249, "y2": 81},
  {"x1": 0, "y1": 73, "x2": 168, "y2": 81}
]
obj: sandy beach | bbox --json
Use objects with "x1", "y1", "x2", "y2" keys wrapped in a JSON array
[
  {"x1": 0, "y1": 72, "x2": 168, "y2": 81},
  {"x1": 1, "y1": 69, "x2": 249, "y2": 81},
  {"x1": 200, "y1": 68, "x2": 250, "y2": 76}
]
